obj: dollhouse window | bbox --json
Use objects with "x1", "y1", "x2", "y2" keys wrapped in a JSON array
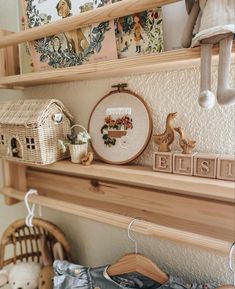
[
  {"x1": 0, "y1": 135, "x2": 4, "y2": 145},
  {"x1": 26, "y1": 137, "x2": 35, "y2": 150}
]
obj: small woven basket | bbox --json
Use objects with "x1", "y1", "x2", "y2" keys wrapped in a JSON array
[
  {"x1": 0, "y1": 218, "x2": 70, "y2": 269},
  {"x1": 69, "y1": 124, "x2": 89, "y2": 164}
]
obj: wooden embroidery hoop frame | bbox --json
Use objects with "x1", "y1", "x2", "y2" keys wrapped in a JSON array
[{"x1": 88, "y1": 84, "x2": 153, "y2": 165}]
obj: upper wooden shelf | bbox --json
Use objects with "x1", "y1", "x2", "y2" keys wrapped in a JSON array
[
  {"x1": 0, "y1": 0, "x2": 179, "y2": 49},
  {"x1": 0, "y1": 0, "x2": 234, "y2": 90},
  {"x1": 1, "y1": 45, "x2": 234, "y2": 90}
]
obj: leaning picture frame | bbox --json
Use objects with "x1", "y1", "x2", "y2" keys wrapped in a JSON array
[{"x1": 20, "y1": 0, "x2": 118, "y2": 72}]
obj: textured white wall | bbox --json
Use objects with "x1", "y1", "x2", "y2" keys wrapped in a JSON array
[{"x1": 0, "y1": 0, "x2": 235, "y2": 286}]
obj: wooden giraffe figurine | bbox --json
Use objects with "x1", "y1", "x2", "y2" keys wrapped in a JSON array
[
  {"x1": 174, "y1": 127, "x2": 196, "y2": 154},
  {"x1": 153, "y1": 112, "x2": 177, "y2": 152}
]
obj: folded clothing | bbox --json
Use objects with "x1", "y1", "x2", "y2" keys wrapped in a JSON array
[{"x1": 54, "y1": 260, "x2": 216, "y2": 289}]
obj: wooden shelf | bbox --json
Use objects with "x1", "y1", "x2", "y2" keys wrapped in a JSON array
[
  {"x1": 27, "y1": 160, "x2": 235, "y2": 202},
  {"x1": 1, "y1": 160, "x2": 234, "y2": 254},
  {"x1": 1, "y1": 46, "x2": 234, "y2": 89},
  {"x1": 0, "y1": 0, "x2": 179, "y2": 49}
]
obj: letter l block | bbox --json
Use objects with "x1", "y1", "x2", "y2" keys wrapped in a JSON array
[{"x1": 173, "y1": 152, "x2": 197, "y2": 176}]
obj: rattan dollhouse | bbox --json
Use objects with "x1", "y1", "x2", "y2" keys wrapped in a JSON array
[{"x1": 0, "y1": 99, "x2": 73, "y2": 165}]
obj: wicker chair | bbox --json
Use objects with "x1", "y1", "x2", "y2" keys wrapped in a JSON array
[{"x1": 0, "y1": 218, "x2": 70, "y2": 269}]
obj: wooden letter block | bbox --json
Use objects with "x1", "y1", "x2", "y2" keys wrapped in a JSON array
[
  {"x1": 153, "y1": 152, "x2": 172, "y2": 173},
  {"x1": 173, "y1": 152, "x2": 197, "y2": 176},
  {"x1": 217, "y1": 155, "x2": 235, "y2": 181},
  {"x1": 194, "y1": 153, "x2": 218, "y2": 179}
]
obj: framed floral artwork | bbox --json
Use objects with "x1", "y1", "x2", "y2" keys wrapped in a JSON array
[
  {"x1": 20, "y1": 0, "x2": 117, "y2": 71},
  {"x1": 115, "y1": 8, "x2": 164, "y2": 58},
  {"x1": 88, "y1": 87, "x2": 153, "y2": 164}
]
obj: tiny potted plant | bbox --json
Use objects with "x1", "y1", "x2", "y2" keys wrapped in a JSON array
[{"x1": 58, "y1": 124, "x2": 91, "y2": 164}]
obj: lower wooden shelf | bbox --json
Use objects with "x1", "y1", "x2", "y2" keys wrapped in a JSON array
[{"x1": 1, "y1": 160, "x2": 234, "y2": 254}]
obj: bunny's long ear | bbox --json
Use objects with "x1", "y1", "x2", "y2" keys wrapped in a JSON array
[
  {"x1": 0, "y1": 270, "x2": 9, "y2": 287},
  {"x1": 40, "y1": 235, "x2": 53, "y2": 266},
  {"x1": 185, "y1": 0, "x2": 196, "y2": 14},
  {"x1": 53, "y1": 243, "x2": 65, "y2": 261}
]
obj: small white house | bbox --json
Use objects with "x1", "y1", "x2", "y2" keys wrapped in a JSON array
[{"x1": 0, "y1": 99, "x2": 73, "y2": 165}]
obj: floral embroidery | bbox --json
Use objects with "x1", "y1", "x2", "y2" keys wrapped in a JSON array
[{"x1": 101, "y1": 115, "x2": 133, "y2": 147}]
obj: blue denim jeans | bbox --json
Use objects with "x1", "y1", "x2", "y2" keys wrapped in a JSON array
[{"x1": 54, "y1": 261, "x2": 215, "y2": 289}]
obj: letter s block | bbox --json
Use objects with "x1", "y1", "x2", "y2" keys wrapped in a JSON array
[
  {"x1": 153, "y1": 152, "x2": 172, "y2": 173},
  {"x1": 217, "y1": 155, "x2": 235, "y2": 181},
  {"x1": 194, "y1": 153, "x2": 218, "y2": 179}
]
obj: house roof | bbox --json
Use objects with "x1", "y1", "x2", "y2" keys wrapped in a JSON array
[{"x1": 0, "y1": 99, "x2": 73, "y2": 128}]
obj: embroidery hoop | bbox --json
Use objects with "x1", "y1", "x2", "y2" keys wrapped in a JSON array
[{"x1": 88, "y1": 86, "x2": 153, "y2": 164}]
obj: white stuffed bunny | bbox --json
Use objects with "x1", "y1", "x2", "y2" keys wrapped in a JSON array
[
  {"x1": 182, "y1": 0, "x2": 235, "y2": 109},
  {"x1": 0, "y1": 262, "x2": 41, "y2": 289}
]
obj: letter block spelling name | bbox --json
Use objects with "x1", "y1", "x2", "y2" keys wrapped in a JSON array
[
  {"x1": 173, "y1": 153, "x2": 197, "y2": 176},
  {"x1": 217, "y1": 155, "x2": 235, "y2": 181},
  {"x1": 153, "y1": 152, "x2": 173, "y2": 173},
  {"x1": 194, "y1": 153, "x2": 218, "y2": 179}
]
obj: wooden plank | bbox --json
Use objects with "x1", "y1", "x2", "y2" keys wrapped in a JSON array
[
  {"x1": 1, "y1": 187, "x2": 232, "y2": 254},
  {"x1": 2, "y1": 161, "x2": 27, "y2": 205},
  {"x1": 0, "y1": 0, "x2": 179, "y2": 49},
  {"x1": 26, "y1": 170, "x2": 234, "y2": 240},
  {"x1": 0, "y1": 30, "x2": 20, "y2": 77},
  {"x1": 27, "y1": 160, "x2": 235, "y2": 202},
  {"x1": 0, "y1": 45, "x2": 234, "y2": 89}
]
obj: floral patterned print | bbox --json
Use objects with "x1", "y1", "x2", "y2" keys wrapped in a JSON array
[{"x1": 54, "y1": 261, "x2": 216, "y2": 289}]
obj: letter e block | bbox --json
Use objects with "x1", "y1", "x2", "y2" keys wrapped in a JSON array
[
  {"x1": 217, "y1": 155, "x2": 235, "y2": 181},
  {"x1": 173, "y1": 152, "x2": 197, "y2": 176},
  {"x1": 194, "y1": 153, "x2": 218, "y2": 179},
  {"x1": 153, "y1": 152, "x2": 172, "y2": 173}
]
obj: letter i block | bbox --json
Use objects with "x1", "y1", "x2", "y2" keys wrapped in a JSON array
[
  {"x1": 153, "y1": 152, "x2": 173, "y2": 173},
  {"x1": 217, "y1": 155, "x2": 235, "y2": 181},
  {"x1": 173, "y1": 152, "x2": 197, "y2": 176},
  {"x1": 194, "y1": 153, "x2": 218, "y2": 179}
]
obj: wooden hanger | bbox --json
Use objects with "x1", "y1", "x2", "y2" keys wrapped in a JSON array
[
  {"x1": 107, "y1": 219, "x2": 168, "y2": 284},
  {"x1": 216, "y1": 242, "x2": 235, "y2": 289}
]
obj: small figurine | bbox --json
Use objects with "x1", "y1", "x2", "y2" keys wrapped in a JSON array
[
  {"x1": 80, "y1": 152, "x2": 94, "y2": 166},
  {"x1": 174, "y1": 127, "x2": 197, "y2": 154},
  {"x1": 153, "y1": 112, "x2": 177, "y2": 152}
]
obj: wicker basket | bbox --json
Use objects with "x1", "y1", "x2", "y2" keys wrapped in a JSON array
[
  {"x1": 0, "y1": 99, "x2": 73, "y2": 165},
  {"x1": 0, "y1": 218, "x2": 70, "y2": 269},
  {"x1": 69, "y1": 124, "x2": 89, "y2": 164}
]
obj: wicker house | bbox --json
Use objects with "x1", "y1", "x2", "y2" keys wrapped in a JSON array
[{"x1": 0, "y1": 99, "x2": 73, "y2": 165}]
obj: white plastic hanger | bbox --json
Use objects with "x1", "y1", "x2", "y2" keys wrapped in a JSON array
[
  {"x1": 24, "y1": 189, "x2": 42, "y2": 227},
  {"x1": 107, "y1": 218, "x2": 168, "y2": 284}
]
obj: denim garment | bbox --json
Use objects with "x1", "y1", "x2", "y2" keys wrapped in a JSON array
[{"x1": 54, "y1": 261, "x2": 215, "y2": 289}]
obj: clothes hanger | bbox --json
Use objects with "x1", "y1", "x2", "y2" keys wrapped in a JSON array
[
  {"x1": 216, "y1": 242, "x2": 235, "y2": 289},
  {"x1": 107, "y1": 218, "x2": 169, "y2": 284},
  {"x1": 24, "y1": 189, "x2": 42, "y2": 227}
]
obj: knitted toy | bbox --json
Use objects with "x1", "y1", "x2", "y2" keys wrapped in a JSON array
[
  {"x1": 182, "y1": 0, "x2": 235, "y2": 109},
  {"x1": 0, "y1": 262, "x2": 41, "y2": 289}
]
